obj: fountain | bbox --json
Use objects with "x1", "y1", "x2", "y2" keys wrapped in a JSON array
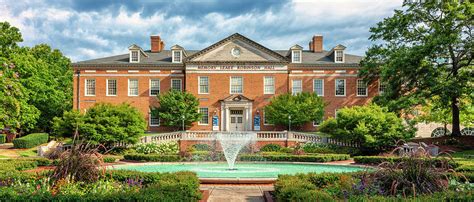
[{"x1": 215, "y1": 131, "x2": 257, "y2": 170}]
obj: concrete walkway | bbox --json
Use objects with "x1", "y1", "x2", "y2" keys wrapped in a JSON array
[{"x1": 200, "y1": 185, "x2": 274, "y2": 202}]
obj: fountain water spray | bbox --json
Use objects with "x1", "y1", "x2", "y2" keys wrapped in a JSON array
[{"x1": 215, "y1": 131, "x2": 257, "y2": 170}]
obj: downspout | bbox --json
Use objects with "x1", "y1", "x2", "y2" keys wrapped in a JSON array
[{"x1": 76, "y1": 70, "x2": 81, "y2": 110}]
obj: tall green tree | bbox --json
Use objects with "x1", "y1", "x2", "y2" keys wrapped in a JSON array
[
  {"x1": 264, "y1": 92, "x2": 325, "y2": 129},
  {"x1": 153, "y1": 90, "x2": 201, "y2": 130},
  {"x1": 359, "y1": 1, "x2": 473, "y2": 136},
  {"x1": 0, "y1": 21, "x2": 73, "y2": 133}
]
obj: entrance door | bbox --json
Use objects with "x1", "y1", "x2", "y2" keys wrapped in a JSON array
[{"x1": 229, "y1": 109, "x2": 244, "y2": 131}]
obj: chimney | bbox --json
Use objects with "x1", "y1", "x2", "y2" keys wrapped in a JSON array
[
  {"x1": 151, "y1": 35, "x2": 164, "y2": 52},
  {"x1": 310, "y1": 35, "x2": 323, "y2": 53}
]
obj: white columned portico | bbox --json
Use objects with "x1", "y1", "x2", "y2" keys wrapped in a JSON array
[{"x1": 220, "y1": 95, "x2": 253, "y2": 131}]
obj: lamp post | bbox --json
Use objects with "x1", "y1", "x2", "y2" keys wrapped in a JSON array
[
  {"x1": 181, "y1": 115, "x2": 185, "y2": 131},
  {"x1": 287, "y1": 114, "x2": 292, "y2": 146}
]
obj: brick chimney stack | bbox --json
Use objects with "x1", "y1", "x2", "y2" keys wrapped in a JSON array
[
  {"x1": 309, "y1": 35, "x2": 323, "y2": 53},
  {"x1": 151, "y1": 36, "x2": 165, "y2": 52}
]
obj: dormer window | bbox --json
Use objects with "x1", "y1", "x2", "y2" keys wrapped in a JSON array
[
  {"x1": 130, "y1": 50, "x2": 139, "y2": 63},
  {"x1": 172, "y1": 50, "x2": 182, "y2": 63},
  {"x1": 292, "y1": 50, "x2": 302, "y2": 63},
  {"x1": 335, "y1": 50, "x2": 344, "y2": 63}
]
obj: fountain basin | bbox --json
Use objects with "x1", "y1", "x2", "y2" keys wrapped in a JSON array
[{"x1": 109, "y1": 162, "x2": 366, "y2": 179}]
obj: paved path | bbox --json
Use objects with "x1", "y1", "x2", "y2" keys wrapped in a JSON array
[{"x1": 200, "y1": 185, "x2": 274, "y2": 202}]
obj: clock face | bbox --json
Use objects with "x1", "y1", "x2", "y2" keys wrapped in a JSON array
[{"x1": 231, "y1": 47, "x2": 241, "y2": 57}]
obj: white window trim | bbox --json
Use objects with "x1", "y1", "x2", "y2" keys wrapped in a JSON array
[
  {"x1": 263, "y1": 110, "x2": 273, "y2": 126},
  {"x1": 149, "y1": 113, "x2": 160, "y2": 127},
  {"x1": 171, "y1": 79, "x2": 182, "y2": 91},
  {"x1": 312, "y1": 79, "x2": 324, "y2": 97},
  {"x1": 313, "y1": 119, "x2": 323, "y2": 127},
  {"x1": 291, "y1": 50, "x2": 302, "y2": 63},
  {"x1": 198, "y1": 76, "x2": 209, "y2": 94},
  {"x1": 106, "y1": 79, "x2": 117, "y2": 96},
  {"x1": 84, "y1": 79, "x2": 95, "y2": 96},
  {"x1": 230, "y1": 76, "x2": 243, "y2": 94},
  {"x1": 292, "y1": 79, "x2": 302, "y2": 95},
  {"x1": 172, "y1": 50, "x2": 182, "y2": 63},
  {"x1": 335, "y1": 79, "x2": 346, "y2": 97},
  {"x1": 128, "y1": 79, "x2": 139, "y2": 97},
  {"x1": 149, "y1": 79, "x2": 160, "y2": 96},
  {"x1": 378, "y1": 80, "x2": 386, "y2": 95},
  {"x1": 335, "y1": 50, "x2": 344, "y2": 63},
  {"x1": 198, "y1": 107, "x2": 209, "y2": 125},
  {"x1": 263, "y1": 76, "x2": 275, "y2": 95},
  {"x1": 130, "y1": 50, "x2": 139, "y2": 63},
  {"x1": 356, "y1": 79, "x2": 368, "y2": 97}
]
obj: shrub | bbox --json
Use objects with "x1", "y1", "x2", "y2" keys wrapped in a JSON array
[
  {"x1": 0, "y1": 134, "x2": 5, "y2": 144},
  {"x1": 260, "y1": 143, "x2": 282, "y2": 152},
  {"x1": 103, "y1": 156, "x2": 117, "y2": 163},
  {"x1": 264, "y1": 92, "x2": 325, "y2": 128},
  {"x1": 301, "y1": 142, "x2": 337, "y2": 154},
  {"x1": 319, "y1": 104, "x2": 415, "y2": 150},
  {"x1": 240, "y1": 154, "x2": 349, "y2": 162},
  {"x1": 279, "y1": 147, "x2": 294, "y2": 153},
  {"x1": 353, "y1": 156, "x2": 459, "y2": 168},
  {"x1": 13, "y1": 133, "x2": 49, "y2": 148},
  {"x1": 192, "y1": 143, "x2": 212, "y2": 151},
  {"x1": 123, "y1": 154, "x2": 182, "y2": 162},
  {"x1": 134, "y1": 142, "x2": 179, "y2": 154}
]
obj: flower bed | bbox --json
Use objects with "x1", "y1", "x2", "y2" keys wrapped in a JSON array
[{"x1": 353, "y1": 156, "x2": 459, "y2": 168}]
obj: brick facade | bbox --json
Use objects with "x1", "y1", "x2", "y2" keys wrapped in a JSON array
[{"x1": 72, "y1": 33, "x2": 378, "y2": 133}]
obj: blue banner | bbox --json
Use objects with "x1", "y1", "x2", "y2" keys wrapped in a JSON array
[
  {"x1": 254, "y1": 115, "x2": 261, "y2": 131},
  {"x1": 212, "y1": 115, "x2": 219, "y2": 131}
]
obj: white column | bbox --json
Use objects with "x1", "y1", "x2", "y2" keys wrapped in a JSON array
[
  {"x1": 225, "y1": 107, "x2": 230, "y2": 131},
  {"x1": 220, "y1": 103, "x2": 224, "y2": 131},
  {"x1": 245, "y1": 106, "x2": 250, "y2": 131}
]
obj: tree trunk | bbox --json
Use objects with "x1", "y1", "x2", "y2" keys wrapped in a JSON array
[{"x1": 451, "y1": 96, "x2": 461, "y2": 136}]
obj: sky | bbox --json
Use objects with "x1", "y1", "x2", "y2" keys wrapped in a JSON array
[{"x1": 0, "y1": 0, "x2": 403, "y2": 62}]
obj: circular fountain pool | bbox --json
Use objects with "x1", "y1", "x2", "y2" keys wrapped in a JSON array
[{"x1": 110, "y1": 162, "x2": 366, "y2": 179}]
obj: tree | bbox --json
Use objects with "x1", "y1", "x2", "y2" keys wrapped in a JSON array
[
  {"x1": 52, "y1": 103, "x2": 146, "y2": 146},
  {"x1": 359, "y1": 1, "x2": 473, "y2": 136},
  {"x1": 319, "y1": 104, "x2": 415, "y2": 151},
  {"x1": 264, "y1": 92, "x2": 325, "y2": 129},
  {"x1": 153, "y1": 90, "x2": 201, "y2": 130},
  {"x1": 0, "y1": 21, "x2": 73, "y2": 133}
]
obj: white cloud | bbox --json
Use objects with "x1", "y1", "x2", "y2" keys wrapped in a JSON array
[{"x1": 0, "y1": 0, "x2": 403, "y2": 61}]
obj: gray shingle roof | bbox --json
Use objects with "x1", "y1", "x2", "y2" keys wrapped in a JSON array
[{"x1": 73, "y1": 49, "x2": 362, "y2": 67}]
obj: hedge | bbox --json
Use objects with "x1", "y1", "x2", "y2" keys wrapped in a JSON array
[
  {"x1": 103, "y1": 156, "x2": 117, "y2": 163},
  {"x1": 0, "y1": 170, "x2": 202, "y2": 201},
  {"x1": 12, "y1": 133, "x2": 49, "y2": 149},
  {"x1": 123, "y1": 154, "x2": 183, "y2": 162},
  {"x1": 239, "y1": 154, "x2": 350, "y2": 162},
  {"x1": 0, "y1": 134, "x2": 5, "y2": 144},
  {"x1": 353, "y1": 156, "x2": 459, "y2": 168}
]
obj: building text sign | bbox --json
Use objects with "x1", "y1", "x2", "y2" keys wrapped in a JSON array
[{"x1": 187, "y1": 65, "x2": 287, "y2": 71}]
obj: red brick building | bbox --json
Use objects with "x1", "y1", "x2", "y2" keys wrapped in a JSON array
[{"x1": 72, "y1": 33, "x2": 380, "y2": 132}]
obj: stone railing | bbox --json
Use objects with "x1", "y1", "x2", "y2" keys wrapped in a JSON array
[{"x1": 138, "y1": 131, "x2": 360, "y2": 147}]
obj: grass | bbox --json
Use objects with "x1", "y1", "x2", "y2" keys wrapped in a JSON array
[{"x1": 450, "y1": 150, "x2": 474, "y2": 158}]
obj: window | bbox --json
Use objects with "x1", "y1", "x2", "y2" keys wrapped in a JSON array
[
  {"x1": 128, "y1": 79, "x2": 139, "y2": 96},
  {"x1": 130, "y1": 51, "x2": 139, "y2": 63},
  {"x1": 292, "y1": 80, "x2": 302, "y2": 95},
  {"x1": 335, "y1": 79, "x2": 346, "y2": 96},
  {"x1": 292, "y1": 50, "x2": 301, "y2": 63},
  {"x1": 263, "y1": 110, "x2": 272, "y2": 125},
  {"x1": 230, "y1": 76, "x2": 243, "y2": 94},
  {"x1": 379, "y1": 81, "x2": 386, "y2": 94},
  {"x1": 357, "y1": 79, "x2": 368, "y2": 96},
  {"x1": 172, "y1": 51, "x2": 181, "y2": 63},
  {"x1": 171, "y1": 79, "x2": 182, "y2": 91},
  {"x1": 264, "y1": 76, "x2": 275, "y2": 94},
  {"x1": 313, "y1": 118, "x2": 323, "y2": 126},
  {"x1": 149, "y1": 79, "x2": 160, "y2": 96},
  {"x1": 85, "y1": 79, "x2": 95, "y2": 96},
  {"x1": 335, "y1": 50, "x2": 344, "y2": 63},
  {"x1": 199, "y1": 108, "x2": 209, "y2": 125},
  {"x1": 313, "y1": 79, "x2": 324, "y2": 96},
  {"x1": 199, "y1": 76, "x2": 209, "y2": 94},
  {"x1": 149, "y1": 112, "x2": 160, "y2": 126},
  {"x1": 106, "y1": 79, "x2": 117, "y2": 96}
]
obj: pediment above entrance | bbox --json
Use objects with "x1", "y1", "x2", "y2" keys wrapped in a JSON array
[
  {"x1": 185, "y1": 33, "x2": 289, "y2": 63},
  {"x1": 220, "y1": 94, "x2": 253, "y2": 102}
]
